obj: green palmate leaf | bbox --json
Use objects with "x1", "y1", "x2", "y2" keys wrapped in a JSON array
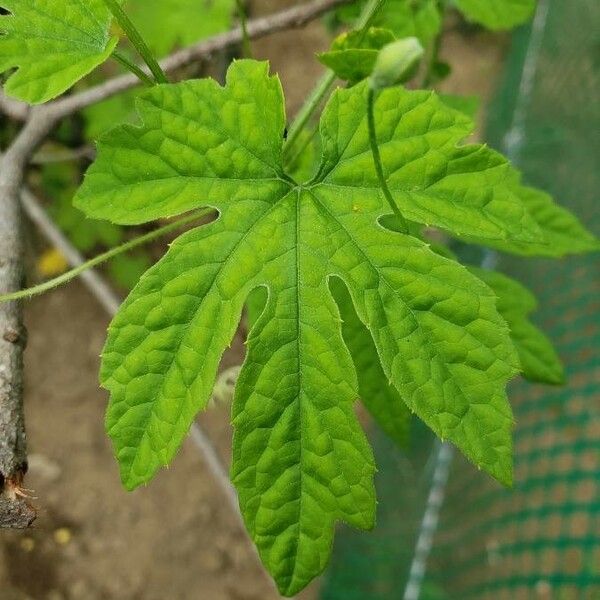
[
  {"x1": 332, "y1": 279, "x2": 411, "y2": 447},
  {"x1": 0, "y1": 0, "x2": 117, "y2": 103},
  {"x1": 454, "y1": 0, "x2": 536, "y2": 30},
  {"x1": 318, "y1": 27, "x2": 396, "y2": 84},
  {"x1": 75, "y1": 60, "x2": 524, "y2": 594},
  {"x1": 338, "y1": 0, "x2": 441, "y2": 47},
  {"x1": 471, "y1": 268, "x2": 565, "y2": 385},
  {"x1": 76, "y1": 63, "x2": 376, "y2": 595},
  {"x1": 126, "y1": 0, "x2": 235, "y2": 57},
  {"x1": 469, "y1": 185, "x2": 599, "y2": 257}
]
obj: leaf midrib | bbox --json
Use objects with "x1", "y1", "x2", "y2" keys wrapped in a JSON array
[{"x1": 289, "y1": 187, "x2": 307, "y2": 591}]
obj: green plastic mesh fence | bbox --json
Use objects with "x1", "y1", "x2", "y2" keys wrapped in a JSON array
[
  {"x1": 427, "y1": 0, "x2": 600, "y2": 597},
  {"x1": 321, "y1": 422, "x2": 438, "y2": 599},
  {"x1": 321, "y1": 0, "x2": 599, "y2": 597}
]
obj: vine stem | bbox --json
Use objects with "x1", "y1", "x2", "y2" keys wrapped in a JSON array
[
  {"x1": 101, "y1": 0, "x2": 168, "y2": 84},
  {"x1": 284, "y1": 71, "x2": 336, "y2": 155},
  {"x1": 420, "y1": 0, "x2": 445, "y2": 88},
  {"x1": 286, "y1": 124, "x2": 318, "y2": 171},
  {"x1": 283, "y1": 0, "x2": 387, "y2": 158},
  {"x1": 235, "y1": 0, "x2": 253, "y2": 58},
  {"x1": 112, "y1": 49, "x2": 155, "y2": 86},
  {"x1": 0, "y1": 209, "x2": 212, "y2": 303},
  {"x1": 356, "y1": 0, "x2": 388, "y2": 31},
  {"x1": 366, "y1": 86, "x2": 409, "y2": 232}
]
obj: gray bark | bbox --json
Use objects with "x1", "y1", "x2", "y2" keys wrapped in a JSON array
[
  {"x1": 0, "y1": 153, "x2": 30, "y2": 526},
  {"x1": 0, "y1": 114, "x2": 55, "y2": 527},
  {"x1": 0, "y1": 494, "x2": 36, "y2": 528}
]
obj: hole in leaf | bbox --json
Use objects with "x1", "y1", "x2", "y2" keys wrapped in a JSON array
[
  {"x1": 245, "y1": 285, "x2": 268, "y2": 331},
  {"x1": 377, "y1": 213, "x2": 408, "y2": 234}
]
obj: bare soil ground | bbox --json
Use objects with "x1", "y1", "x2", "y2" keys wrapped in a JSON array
[{"x1": 0, "y1": 4, "x2": 507, "y2": 599}]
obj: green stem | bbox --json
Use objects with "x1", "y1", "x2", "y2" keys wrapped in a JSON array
[
  {"x1": 356, "y1": 0, "x2": 387, "y2": 31},
  {"x1": 421, "y1": 0, "x2": 445, "y2": 87},
  {"x1": 285, "y1": 124, "x2": 318, "y2": 172},
  {"x1": 366, "y1": 87, "x2": 408, "y2": 233},
  {"x1": 236, "y1": 0, "x2": 252, "y2": 58},
  {"x1": 284, "y1": 72, "x2": 335, "y2": 154},
  {"x1": 112, "y1": 49, "x2": 155, "y2": 86},
  {"x1": 283, "y1": 0, "x2": 387, "y2": 158},
  {"x1": 0, "y1": 210, "x2": 211, "y2": 303},
  {"x1": 102, "y1": 0, "x2": 168, "y2": 84}
]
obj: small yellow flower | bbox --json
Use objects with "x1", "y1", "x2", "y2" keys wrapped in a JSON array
[{"x1": 37, "y1": 248, "x2": 69, "y2": 278}]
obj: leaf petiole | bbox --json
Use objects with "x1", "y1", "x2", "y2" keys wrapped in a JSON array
[
  {"x1": 285, "y1": 124, "x2": 318, "y2": 173},
  {"x1": 366, "y1": 86, "x2": 409, "y2": 233},
  {"x1": 112, "y1": 49, "x2": 155, "y2": 86},
  {"x1": 284, "y1": 71, "x2": 336, "y2": 155},
  {"x1": 283, "y1": 0, "x2": 387, "y2": 158},
  {"x1": 101, "y1": 0, "x2": 168, "y2": 84},
  {"x1": 356, "y1": 0, "x2": 388, "y2": 33},
  {"x1": 0, "y1": 209, "x2": 212, "y2": 303}
]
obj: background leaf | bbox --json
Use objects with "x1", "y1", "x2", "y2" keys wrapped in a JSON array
[
  {"x1": 439, "y1": 93, "x2": 480, "y2": 119},
  {"x1": 108, "y1": 253, "x2": 152, "y2": 290},
  {"x1": 336, "y1": 0, "x2": 442, "y2": 48},
  {"x1": 471, "y1": 268, "x2": 565, "y2": 384},
  {"x1": 454, "y1": 0, "x2": 536, "y2": 30},
  {"x1": 467, "y1": 185, "x2": 599, "y2": 257},
  {"x1": 83, "y1": 87, "x2": 140, "y2": 139},
  {"x1": 332, "y1": 278, "x2": 411, "y2": 448},
  {"x1": 318, "y1": 27, "x2": 396, "y2": 84},
  {"x1": 126, "y1": 0, "x2": 235, "y2": 57},
  {"x1": 0, "y1": 0, "x2": 117, "y2": 103},
  {"x1": 41, "y1": 162, "x2": 124, "y2": 251}
]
